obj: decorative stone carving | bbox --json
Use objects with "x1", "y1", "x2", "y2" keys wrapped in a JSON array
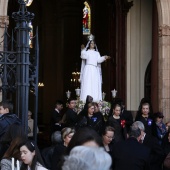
[
  {"x1": 0, "y1": 16, "x2": 9, "y2": 28},
  {"x1": 159, "y1": 25, "x2": 170, "y2": 37}
]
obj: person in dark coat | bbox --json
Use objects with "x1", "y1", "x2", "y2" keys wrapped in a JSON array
[
  {"x1": 152, "y1": 112, "x2": 167, "y2": 145},
  {"x1": 120, "y1": 101, "x2": 133, "y2": 133},
  {"x1": 136, "y1": 98, "x2": 153, "y2": 121},
  {"x1": 41, "y1": 131, "x2": 62, "y2": 169},
  {"x1": 51, "y1": 127, "x2": 75, "y2": 170},
  {"x1": 50, "y1": 100, "x2": 64, "y2": 132},
  {"x1": 162, "y1": 130, "x2": 170, "y2": 159},
  {"x1": 0, "y1": 101, "x2": 21, "y2": 140},
  {"x1": 93, "y1": 102, "x2": 105, "y2": 122},
  {"x1": 135, "y1": 102, "x2": 154, "y2": 137},
  {"x1": 78, "y1": 95, "x2": 93, "y2": 117},
  {"x1": 65, "y1": 98, "x2": 77, "y2": 128},
  {"x1": 109, "y1": 99, "x2": 133, "y2": 129},
  {"x1": 164, "y1": 152, "x2": 170, "y2": 170},
  {"x1": 133, "y1": 121, "x2": 165, "y2": 170},
  {"x1": 76, "y1": 102, "x2": 104, "y2": 135},
  {"x1": 107, "y1": 104, "x2": 127, "y2": 142},
  {"x1": 112, "y1": 125, "x2": 151, "y2": 170},
  {"x1": 143, "y1": 133, "x2": 165, "y2": 170},
  {"x1": 102, "y1": 126, "x2": 115, "y2": 168}
]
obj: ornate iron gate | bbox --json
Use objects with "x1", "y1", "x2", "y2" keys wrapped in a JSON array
[{"x1": 0, "y1": 0, "x2": 39, "y2": 142}]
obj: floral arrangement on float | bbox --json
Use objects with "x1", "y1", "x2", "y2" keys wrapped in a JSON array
[
  {"x1": 66, "y1": 88, "x2": 115, "y2": 121},
  {"x1": 74, "y1": 100, "x2": 85, "y2": 114},
  {"x1": 74, "y1": 100, "x2": 111, "y2": 116},
  {"x1": 98, "y1": 100, "x2": 111, "y2": 115},
  {"x1": 98, "y1": 100, "x2": 111, "y2": 121}
]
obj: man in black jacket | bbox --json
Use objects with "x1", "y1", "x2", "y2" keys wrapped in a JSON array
[
  {"x1": 51, "y1": 100, "x2": 64, "y2": 132},
  {"x1": 113, "y1": 125, "x2": 150, "y2": 170},
  {"x1": 0, "y1": 101, "x2": 21, "y2": 139},
  {"x1": 133, "y1": 121, "x2": 165, "y2": 170},
  {"x1": 65, "y1": 98, "x2": 77, "y2": 127}
]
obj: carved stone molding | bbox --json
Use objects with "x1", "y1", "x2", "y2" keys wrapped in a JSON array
[
  {"x1": 0, "y1": 16, "x2": 9, "y2": 28},
  {"x1": 159, "y1": 25, "x2": 170, "y2": 37}
]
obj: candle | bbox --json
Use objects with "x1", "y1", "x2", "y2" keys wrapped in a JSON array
[
  {"x1": 17, "y1": 160, "x2": 20, "y2": 170},
  {"x1": 102, "y1": 92, "x2": 106, "y2": 100},
  {"x1": 111, "y1": 89, "x2": 117, "y2": 98},
  {"x1": 75, "y1": 88, "x2": 81, "y2": 97},
  {"x1": 11, "y1": 158, "x2": 14, "y2": 170},
  {"x1": 66, "y1": 90, "x2": 71, "y2": 99}
]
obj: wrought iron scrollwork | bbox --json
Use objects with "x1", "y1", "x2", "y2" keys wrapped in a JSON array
[{"x1": 0, "y1": 0, "x2": 39, "y2": 142}]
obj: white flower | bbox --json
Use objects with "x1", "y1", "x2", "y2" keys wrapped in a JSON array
[{"x1": 74, "y1": 100, "x2": 111, "y2": 116}]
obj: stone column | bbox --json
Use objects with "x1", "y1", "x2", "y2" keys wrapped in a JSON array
[
  {"x1": 158, "y1": 24, "x2": 170, "y2": 122},
  {"x1": 156, "y1": 0, "x2": 170, "y2": 122}
]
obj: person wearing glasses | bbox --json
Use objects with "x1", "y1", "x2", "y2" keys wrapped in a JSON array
[{"x1": 102, "y1": 126, "x2": 114, "y2": 168}]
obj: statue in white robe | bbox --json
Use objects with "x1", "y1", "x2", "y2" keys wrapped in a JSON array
[{"x1": 80, "y1": 36, "x2": 110, "y2": 102}]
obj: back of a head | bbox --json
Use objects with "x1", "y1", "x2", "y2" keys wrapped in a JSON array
[
  {"x1": 66, "y1": 127, "x2": 102, "y2": 155},
  {"x1": 132, "y1": 121, "x2": 145, "y2": 131},
  {"x1": 55, "y1": 100, "x2": 64, "y2": 106},
  {"x1": 51, "y1": 131, "x2": 62, "y2": 145},
  {"x1": 62, "y1": 146, "x2": 111, "y2": 170},
  {"x1": 129, "y1": 125, "x2": 141, "y2": 138}
]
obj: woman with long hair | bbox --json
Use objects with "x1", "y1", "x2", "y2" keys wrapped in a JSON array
[
  {"x1": 51, "y1": 127, "x2": 75, "y2": 170},
  {"x1": 1, "y1": 137, "x2": 27, "y2": 170},
  {"x1": 76, "y1": 102, "x2": 104, "y2": 134},
  {"x1": 0, "y1": 124, "x2": 27, "y2": 160},
  {"x1": 20, "y1": 140, "x2": 47, "y2": 170}
]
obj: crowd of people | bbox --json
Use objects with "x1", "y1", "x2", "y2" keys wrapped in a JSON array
[
  {"x1": 1, "y1": 99, "x2": 170, "y2": 170},
  {"x1": 48, "y1": 97, "x2": 170, "y2": 170}
]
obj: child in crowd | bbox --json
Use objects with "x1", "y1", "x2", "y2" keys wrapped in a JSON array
[{"x1": 20, "y1": 140, "x2": 47, "y2": 170}]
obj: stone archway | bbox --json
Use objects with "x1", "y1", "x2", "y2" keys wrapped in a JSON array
[{"x1": 156, "y1": 0, "x2": 170, "y2": 122}]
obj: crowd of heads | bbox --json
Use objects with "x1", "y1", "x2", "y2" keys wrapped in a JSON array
[
  {"x1": 62, "y1": 146, "x2": 111, "y2": 170},
  {"x1": 1, "y1": 97, "x2": 170, "y2": 170}
]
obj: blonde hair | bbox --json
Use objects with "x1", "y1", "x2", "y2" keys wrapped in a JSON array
[
  {"x1": 61, "y1": 127, "x2": 75, "y2": 140},
  {"x1": 87, "y1": 102, "x2": 95, "y2": 109}
]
